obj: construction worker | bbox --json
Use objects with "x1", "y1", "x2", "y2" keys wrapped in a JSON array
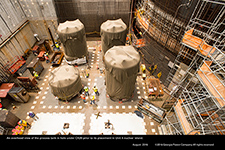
[
  {"x1": 80, "y1": 92, "x2": 87, "y2": 103},
  {"x1": 33, "y1": 71, "x2": 39, "y2": 80},
  {"x1": 90, "y1": 94, "x2": 96, "y2": 105},
  {"x1": 149, "y1": 66, "x2": 152, "y2": 72},
  {"x1": 105, "y1": 120, "x2": 113, "y2": 129},
  {"x1": 157, "y1": 71, "x2": 162, "y2": 79},
  {"x1": 18, "y1": 120, "x2": 31, "y2": 129},
  {"x1": 44, "y1": 53, "x2": 49, "y2": 63},
  {"x1": 27, "y1": 111, "x2": 39, "y2": 121},
  {"x1": 84, "y1": 86, "x2": 89, "y2": 96},
  {"x1": 93, "y1": 86, "x2": 99, "y2": 96},
  {"x1": 151, "y1": 64, "x2": 157, "y2": 75},
  {"x1": 86, "y1": 69, "x2": 89, "y2": 78},
  {"x1": 153, "y1": 64, "x2": 157, "y2": 71},
  {"x1": 140, "y1": 64, "x2": 146, "y2": 73},
  {"x1": 45, "y1": 52, "x2": 49, "y2": 57},
  {"x1": 55, "y1": 42, "x2": 60, "y2": 51}
]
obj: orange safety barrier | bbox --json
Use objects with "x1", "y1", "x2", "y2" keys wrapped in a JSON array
[
  {"x1": 182, "y1": 28, "x2": 215, "y2": 57},
  {"x1": 197, "y1": 61, "x2": 225, "y2": 107}
]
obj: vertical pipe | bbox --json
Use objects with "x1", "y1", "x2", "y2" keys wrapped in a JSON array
[
  {"x1": 128, "y1": 0, "x2": 134, "y2": 36},
  {"x1": 48, "y1": 27, "x2": 55, "y2": 46}
]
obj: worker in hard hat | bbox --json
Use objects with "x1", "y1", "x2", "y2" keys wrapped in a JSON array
[
  {"x1": 27, "y1": 111, "x2": 39, "y2": 121},
  {"x1": 55, "y1": 42, "x2": 60, "y2": 51},
  {"x1": 140, "y1": 64, "x2": 146, "y2": 73},
  {"x1": 157, "y1": 71, "x2": 162, "y2": 79},
  {"x1": 33, "y1": 71, "x2": 39, "y2": 78},
  {"x1": 93, "y1": 86, "x2": 99, "y2": 96},
  {"x1": 84, "y1": 86, "x2": 89, "y2": 96},
  {"x1": 44, "y1": 52, "x2": 49, "y2": 63},
  {"x1": 80, "y1": 92, "x2": 87, "y2": 103},
  {"x1": 18, "y1": 120, "x2": 31, "y2": 128},
  {"x1": 90, "y1": 93, "x2": 96, "y2": 105}
]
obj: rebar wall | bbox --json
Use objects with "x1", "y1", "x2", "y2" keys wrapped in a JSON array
[{"x1": 135, "y1": 0, "x2": 197, "y2": 54}]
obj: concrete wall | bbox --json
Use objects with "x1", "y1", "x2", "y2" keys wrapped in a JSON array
[
  {"x1": 0, "y1": 0, "x2": 27, "y2": 42},
  {"x1": 0, "y1": 0, "x2": 58, "y2": 83},
  {"x1": 0, "y1": 22, "x2": 36, "y2": 64},
  {"x1": 0, "y1": 0, "x2": 58, "y2": 66},
  {"x1": 53, "y1": 0, "x2": 131, "y2": 33},
  {"x1": 0, "y1": 0, "x2": 58, "y2": 43}
]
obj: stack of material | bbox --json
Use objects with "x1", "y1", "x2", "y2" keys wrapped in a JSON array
[
  {"x1": 57, "y1": 19, "x2": 88, "y2": 61},
  {"x1": 48, "y1": 65, "x2": 82, "y2": 101},
  {"x1": 100, "y1": 19, "x2": 127, "y2": 54},
  {"x1": 104, "y1": 45, "x2": 140, "y2": 100},
  {"x1": 0, "y1": 110, "x2": 20, "y2": 128}
]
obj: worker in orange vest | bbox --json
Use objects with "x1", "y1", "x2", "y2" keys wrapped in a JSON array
[{"x1": 80, "y1": 92, "x2": 87, "y2": 103}]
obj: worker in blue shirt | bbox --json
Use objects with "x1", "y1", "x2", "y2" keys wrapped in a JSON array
[{"x1": 27, "y1": 111, "x2": 39, "y2": 121}]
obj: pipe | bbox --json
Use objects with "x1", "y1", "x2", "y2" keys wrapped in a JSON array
[{"x1": 48, "y1": 27, "x2": 56, "y2": 46}]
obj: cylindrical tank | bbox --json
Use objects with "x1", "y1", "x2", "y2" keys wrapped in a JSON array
[
  {"x1": 100, "y1": 18, "x2": 127, "y2": 54},
  {"x1": 48, "y1": 65, "x2": 82, "y2": 101},
  {"x1": 57, "y1": 19, "x2": 88, "y2": 61},
  {"x1": 104, "y1": 45, "x2": 140, "y2": 100}
]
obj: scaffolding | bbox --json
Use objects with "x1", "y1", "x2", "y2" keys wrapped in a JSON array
[{"x1": 160, "y1": 0, "x2": 225, "y2": 135}]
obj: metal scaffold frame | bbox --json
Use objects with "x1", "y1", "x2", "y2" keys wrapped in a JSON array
[{"x1": 160, "y1": 0, "x2": 225, "y2": 135}]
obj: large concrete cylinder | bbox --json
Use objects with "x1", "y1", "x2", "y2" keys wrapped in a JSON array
[
  {"x1": 57, "y1": 19, "x2": 88, "y2": 61},
  {"x1": 104, "y1": 45, "x2": 140, "y2": 100},
  {"x1": 100, "y1": 19, "x2": 127, "y2": 54},
  {"x1": 48, "y1": 65, "x2": 82, "y2": 101}
]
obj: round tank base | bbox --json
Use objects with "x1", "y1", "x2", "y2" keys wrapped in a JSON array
[{"x1": 107, "y1": 94, "x2": 134, "y2": 102}]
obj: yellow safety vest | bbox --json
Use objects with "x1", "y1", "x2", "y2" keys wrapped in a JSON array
[
  {"x1": 84, "y1": 88, "x2": 88, "y2": 92},
  {"x1": 34, "y1": 72, "x2": 38, "y2": 78},
  {"x1": 55, "y1": 43, "x2": 59, "y2": 48},
  {"x1": 141, "y1": 64, "x2": 146, "y2": 72},
  {"x1": 93, "y1": 87, "x2": 98, "y2": 92}
]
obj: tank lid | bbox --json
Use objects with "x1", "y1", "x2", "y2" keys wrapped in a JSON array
[
  {"x1": 48, "y1": 65, "x2": 80, "y2": 87},
  {"x1": 101, "y1": 18, "x2": 127, "y2": 33},
  {"x1": 104, "y1": 45, "x2": 140, "y2": 69},
  {"x1": 57, "y1": 19, "x2": 84, "y2": 34}
]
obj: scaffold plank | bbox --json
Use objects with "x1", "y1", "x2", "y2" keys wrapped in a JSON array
[
  {"x1": 174, "y1": 99, "x2": 193, "y2": 134},
  {"x1": 197, "y1": 61, "x2": 225, "y2": 107},
  {"x1": 182, "y1": 28, "x2": 216, "y2": 57}
]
